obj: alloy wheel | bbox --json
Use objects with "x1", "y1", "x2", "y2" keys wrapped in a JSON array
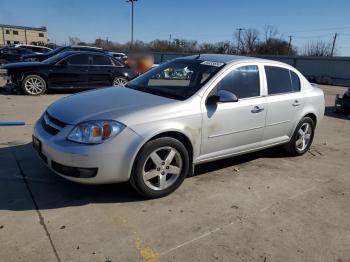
[
  {"x1": 295, "y1": 122, "x2": 312, "y2": 152},
  {"x1": 113, "y1": 77, "x2": 128, "y2": 87},
  {"x1": 142, "y1": 146, "x2": 183, "y2": 191},
  {"x1": 24, "y1": 76, "x2": 45, "y2": 95}
]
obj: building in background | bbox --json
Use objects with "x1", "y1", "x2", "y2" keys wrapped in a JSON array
[{"x1": 0, "y1": 24, "x2": 48, "y2": 47}]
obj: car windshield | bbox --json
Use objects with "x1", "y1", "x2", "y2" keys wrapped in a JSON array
[
  {"x1": 42, "y1": 52, "x2": 69, "y2": 63},
  {"x1": 44, "y1": 46, "x2": 66, "y2": 56},
  {"x1": 126, "y1": 59, "x2": 224, "y2": 100}
]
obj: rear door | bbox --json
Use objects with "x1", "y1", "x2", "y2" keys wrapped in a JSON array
[
  {"x1": 88, "y1": 54, "x2": 114, "y2": 87},
  {"x1": 49, "y1": 54, "x2": 89, "y2": 88},
  {"x1": 262, "y1": 65, "x2": 305, "y2": 144}
]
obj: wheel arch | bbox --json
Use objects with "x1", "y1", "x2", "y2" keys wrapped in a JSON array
[
  {"x1": 129, "y1": 130, "x2": 195, "y2": 180},
  {"x1": 21, "y1": 72, "x2": 48, "y2": 86},
  {"x1": 303, "y1": 112, "x2": 317, "y2": 126}
]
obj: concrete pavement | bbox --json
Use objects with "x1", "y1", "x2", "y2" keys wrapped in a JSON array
[{"x1": 0, "y1": 84, "x2": 349, "y2": 262}]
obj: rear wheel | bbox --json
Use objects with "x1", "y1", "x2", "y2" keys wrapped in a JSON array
[
  {"x1": 112, "y1": 76, "x2": 128, "y2": 87},
  {"x1": 130, "y1": 137, "x2": 190, "y2": 198},
  {"x1": 22, "y1": 75, "x2": 46, "y2": 95},
  {"x1": 284, "y1": 117, "x2": 315, "y2": 156}
]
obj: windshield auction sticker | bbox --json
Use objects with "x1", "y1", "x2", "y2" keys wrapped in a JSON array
[{"x1": 200, "y1": 61, "x2": 225, "y2": 67}]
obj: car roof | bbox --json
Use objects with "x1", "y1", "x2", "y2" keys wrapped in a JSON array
[
  {"x1": 60, "y1": 51, "x2": 111, "y2": 56},
  {"x1": 15, "y1": 44, "x2": 51, "y2": 49},
  {"x1": 71, "y1": 45, "x2": 103, "y2": 50},
  {"x1": 180, "y1": 54, "x2": 268, "y2": 64}
]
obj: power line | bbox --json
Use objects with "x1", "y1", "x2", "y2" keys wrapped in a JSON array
[{"x1": 287, "y1": 26, "x2": 350, "y2": 34}]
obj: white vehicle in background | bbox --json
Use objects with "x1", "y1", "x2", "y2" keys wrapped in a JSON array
[
  {"x1": 108, "y1": 52, "x2": 127, "y2": 60},
  {"x1": 14, "y1": 44, "x2": 52, "y2": 54}
]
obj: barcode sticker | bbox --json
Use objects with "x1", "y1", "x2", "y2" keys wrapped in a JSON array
[{"x1": 200, "y1": 61, "x2": 225, "y2": 67}]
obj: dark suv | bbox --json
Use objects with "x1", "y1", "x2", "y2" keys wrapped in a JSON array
[
  {"x1": 0, "y1": 51, "x2": 138, "y2": 95},
  {"x1": 21, "y1": 45, "x2": 106, "y2": 62}
]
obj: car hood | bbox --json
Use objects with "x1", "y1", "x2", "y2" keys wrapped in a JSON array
[
  {"x1": 1, "y1": 61, "x2": 46, "y2": 69},
  {"x1": 47, "y1": 87, "x2": 179, "y2": 126}
]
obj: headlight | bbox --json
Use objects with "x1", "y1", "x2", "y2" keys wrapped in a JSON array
[{"x1": 67, "y1": 120, "x2": 125, "y2": 144}]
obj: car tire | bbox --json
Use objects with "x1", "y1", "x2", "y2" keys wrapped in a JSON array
[
  {"x1": 130, "y1": 137, "x2": 190, "y2": 198},
  {"x1": 284, "y1": 117, "x2": 315, "y2": 156},
  {"x1": 22, "y1": 75, "x2": 47, "y2": 95},
  {"x1": 112, "y1": 76, "x2": 128, "y2": 87}
]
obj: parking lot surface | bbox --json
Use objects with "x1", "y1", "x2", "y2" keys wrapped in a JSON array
[{"x1": 0, "y1": 84, "x2": 349, "y2": 262}]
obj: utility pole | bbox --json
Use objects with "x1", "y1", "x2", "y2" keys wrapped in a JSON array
[
  {"x1": 168, "y1": 34, "x2": 172, "y2": 47},
  {"x1": 288, "y1": 35, "x2": 292, "y2": 55},
  {"x1": 126, "y1": 0, "x2": 138, "y2": 49},
  {"x1": 331, "y1": 33, "x2": 338, "y2": 56},
  {"x1": 236, "y1": 28, "x2": 245, "y2": 54}
]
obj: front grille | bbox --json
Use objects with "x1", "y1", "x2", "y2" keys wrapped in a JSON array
[
  {"x1": 46, "y1": 112, "x2": 66, "y2": 128},
  {"x1": 41, "y1": 119, "x2": 59, "y2": 135},
  {"x1": 41, "y1": 112, "x2": 67, "y2": 136}
]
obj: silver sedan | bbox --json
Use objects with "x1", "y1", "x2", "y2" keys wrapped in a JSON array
[{"x1": 33, "y1": 54, "x2": 325, "y2": 198}]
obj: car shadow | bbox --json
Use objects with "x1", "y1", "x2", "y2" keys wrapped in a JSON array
[
  {"x1": 324, "y1": 106, "x2": 350, "y2": 120},
  {"x1": 0, "y1": 142, "x2": 289, "y2": 211}
]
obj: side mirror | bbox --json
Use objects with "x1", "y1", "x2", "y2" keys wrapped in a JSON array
[{"x1": 207, "y1": 90, "x2": 238, "y2": 105}]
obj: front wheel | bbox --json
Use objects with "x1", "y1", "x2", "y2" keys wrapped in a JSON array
[
  {"x1": 112, "y1": 76, "x2": 128, "y2": 87},
  {"x1": 284, "y1": 117, "x2": 315, "y2": 156},
  {"x1": 22, "y1": 75, "x2": 47, "y2": 95},
  {"x1": 130, "y1": 137, "x2": 190, "y2": 198}
]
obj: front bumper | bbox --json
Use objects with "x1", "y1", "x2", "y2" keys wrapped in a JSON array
[{"x1": 33, "y1": 115, "x2": 143, "y2": 184}]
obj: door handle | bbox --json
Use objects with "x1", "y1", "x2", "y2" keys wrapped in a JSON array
[
  {"x1": 292, "y1": 100, "x2": 301, "y2": 107},
  {"x1": 251, "y1": 106, "x2": 264, "y2": 113},
  {"x1": 83, "y1": 69, "x2": 89, "y2": 72}
]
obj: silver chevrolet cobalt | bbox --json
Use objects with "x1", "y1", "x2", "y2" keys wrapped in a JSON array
[{"x1": 33, "y1": 54, "x2": 325, "y2": 198}]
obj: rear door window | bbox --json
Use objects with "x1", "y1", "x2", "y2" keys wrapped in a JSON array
[
  {"x1": 290, "y1": 70, "x2": 301, "y2": 92},
  {"x1": 65, "y1": 54, "x2": 89, "y2": 65},
  {"x1": 265, "y1": 66, "x2": 301, "y2": 95},
  {"x1": 92, "y1": 55, "x2": 113, "y2": 65}
]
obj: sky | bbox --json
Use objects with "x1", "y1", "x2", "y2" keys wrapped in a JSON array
[{"x1": 1, "y1": 0, "x2": 350, "y2": 55}]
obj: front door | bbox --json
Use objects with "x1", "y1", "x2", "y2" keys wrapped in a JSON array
[
  {"x1": 49, "y1": 54, "x2": 89, "y2": 88},
  {"x1": 200, "y1": 64, "x2": 267, "y2": 161}
]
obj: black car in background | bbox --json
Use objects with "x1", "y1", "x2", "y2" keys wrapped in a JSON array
[
  {"x1": 0, "y1": 47, "x2": 34, "y2": 64},
  {"x1": 21, "y1": 45, "x2": 106, "y2": 62},
  {"x1": 335, "y1": 87, "x2": 350, "y2": 114},
  {"x1": 0, "y1": 51, "x2": 138, "y2": 95}
]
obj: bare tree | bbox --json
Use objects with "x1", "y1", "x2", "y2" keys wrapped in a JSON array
[
  {"x1": 303, "y1": 41, "x2": 333, "y2": 56},
  {"x1": 68, "y1": 36, "x2": 81, "y2": 46},
  {"x1": 238, "y1": 29, "x2": 259, "y2": 54},
  {"x1": 263, "y1": 25, "x2": 278, "y2": 42}
]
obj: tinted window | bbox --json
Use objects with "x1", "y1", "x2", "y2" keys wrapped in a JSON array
[
  {"x1": 265, "y1": 66, "x2": 299, "y2": 95},
  {"x1": 290, "y1": 71, "x2": 301, "y2": 92},
  {"x1": 65, "y1": 54, "x2": 89, "y2": 65},
  {"x1": 112, "y1": 59, "x2": 123, "y2": 67},
  {"x1": 216, "y1": 65, "x2": 260, "y2": 99},
  {"x1": 92, "y1": 55, "x2": 112, "y2": 65}
]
